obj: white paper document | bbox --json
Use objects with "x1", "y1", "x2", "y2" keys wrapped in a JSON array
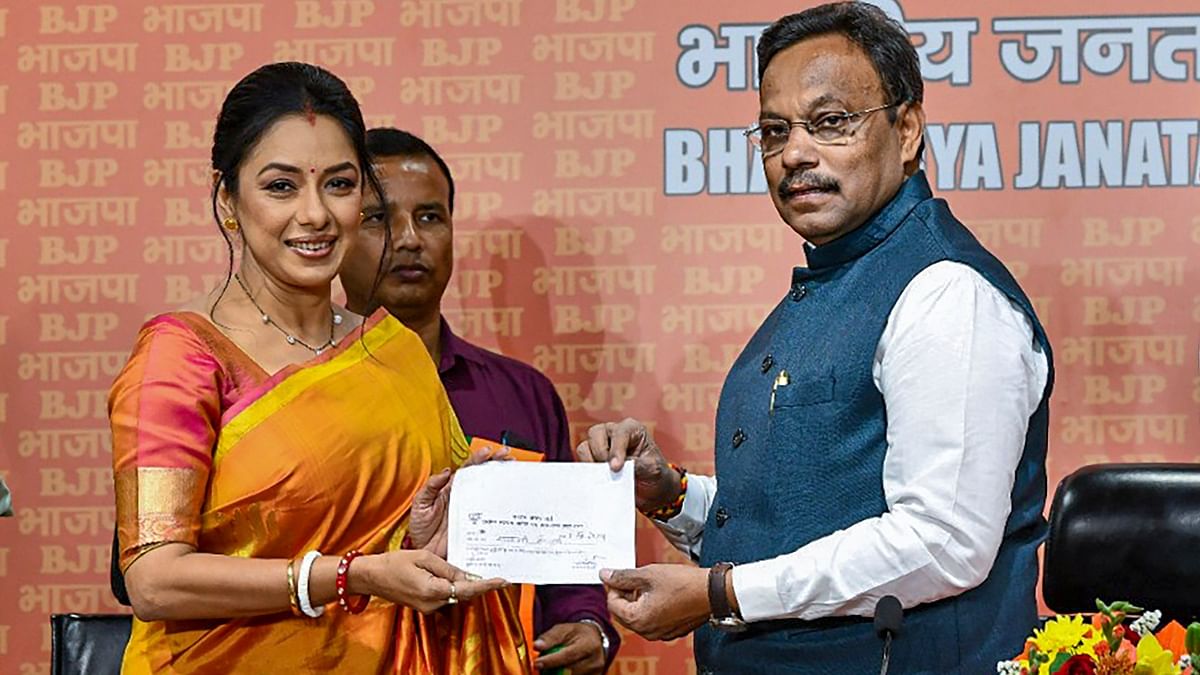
[{"x1": 447, "y1": 462, "x2": 635, "y2": 585}]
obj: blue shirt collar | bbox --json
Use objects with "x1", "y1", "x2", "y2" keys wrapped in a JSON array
[{"x1": 800, "y1": 171, "x2": 932, "y2": 273}]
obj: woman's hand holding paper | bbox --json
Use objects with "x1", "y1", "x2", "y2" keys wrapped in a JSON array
[{"x1": 409, "y1": 445, "x2": 513, "y2": 557}]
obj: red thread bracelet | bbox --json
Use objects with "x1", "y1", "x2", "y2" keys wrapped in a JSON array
[
  {"x1": 336, "y1": 550, "x2": 369, "y2": 614},
  {"x1": 645, "y1": 464, "x2": 688, "y2": 521}
]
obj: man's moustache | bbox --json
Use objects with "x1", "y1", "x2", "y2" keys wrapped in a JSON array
[{"x1": 778, "y1": 172, "x2": 840, "y2": 194}]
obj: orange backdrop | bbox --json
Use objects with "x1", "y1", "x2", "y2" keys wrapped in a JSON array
[{"x1": 1, "y1": 1, "x2": 1199, "y2": 672}]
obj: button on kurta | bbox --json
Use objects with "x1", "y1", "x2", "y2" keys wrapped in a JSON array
[
  {"x1": 715, "y1": 507, "x2": 730, "y2": 527},
  {"x1": 790, "y1": 284, "x2": 807, "y2": 301},
  {"x1": 760, "y1": 354, "x2": 774, "y2": 372},
  {"x1": 732, "y1": 428, "x2": 746, "y2": 448}
]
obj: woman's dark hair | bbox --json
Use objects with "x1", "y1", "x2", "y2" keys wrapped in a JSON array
[
  {"x1": 757, "y1": 2, "x2": 924, "y2": 121},
  {"x1": 208, "y1": 61, "x2": 389, "y2": 319},
  {"x1": 366, "y1": 127, "x2": 456, "y2": 215}
]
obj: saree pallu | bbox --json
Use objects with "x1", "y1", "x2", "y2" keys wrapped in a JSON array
[{"x1": 111, "y1": 311, "x2": 529, "y2": 673}]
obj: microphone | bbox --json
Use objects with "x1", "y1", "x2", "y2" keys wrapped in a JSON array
[{"x1": 874, "y1": 595, "x2": 903, "y2": 675}]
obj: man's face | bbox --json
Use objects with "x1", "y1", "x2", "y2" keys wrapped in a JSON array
[
  {"x1": 340, "y1": 154, "x2": 453, "y2": 321},
  {"x1": 759, "y1": 33, "x2": 924, "y2": 246}
]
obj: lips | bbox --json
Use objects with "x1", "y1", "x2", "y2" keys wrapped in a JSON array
[
  {"x1": 285, "y1": 236, "x2": 337, "y2": 258},
  {"x1": 389, "y1": 262, "x2": 430, "y2": 282},
  {"x1": 781, "y1": 187, "x2": 835, "y2": 208}
]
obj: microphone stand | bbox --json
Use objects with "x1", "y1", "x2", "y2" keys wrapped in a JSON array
[
  {"x1": 874, "y1": 595, "x2": 903, "y2": 675},
  {"x1": 879, "y1": 632, "x2": 892, "y2": 675}
]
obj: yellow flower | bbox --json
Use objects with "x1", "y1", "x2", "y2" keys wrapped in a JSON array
[
  {"x1": 1133, "y1": 634, "x2": 1177, "y2": 675},
  {"x1": 1032, "y1": 615, "x2": 1095, "y2": 655}
]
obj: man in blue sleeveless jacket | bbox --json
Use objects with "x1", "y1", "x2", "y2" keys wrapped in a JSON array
[{"x1": 577, "y1": 3, "x2": 1053, "y2": 672}]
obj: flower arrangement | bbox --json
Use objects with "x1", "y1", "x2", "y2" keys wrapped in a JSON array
[{"x1": 998, "y1": 600, "x2": 1200, "y2": 674}]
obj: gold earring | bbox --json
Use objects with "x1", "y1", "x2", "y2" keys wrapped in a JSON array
[{"x1": 222, "y1": 217, "x2": 239, "y2": 232}]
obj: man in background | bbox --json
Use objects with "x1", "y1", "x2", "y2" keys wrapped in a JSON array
[{"x1": 340, "y1": 128, "x2": 618, "y2": 674}]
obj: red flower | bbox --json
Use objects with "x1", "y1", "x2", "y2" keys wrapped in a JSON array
[
  {"x1": 1053, "y1": 654, "x2": 1097, "y2": 675},
  {"x1": 1118, "y1": 623, "x2": 1140, "y2": 646}
]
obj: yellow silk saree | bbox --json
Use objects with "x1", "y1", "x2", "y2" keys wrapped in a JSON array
[{"x1": 110, "y1": 310, "x2": 529, "y2": 673}]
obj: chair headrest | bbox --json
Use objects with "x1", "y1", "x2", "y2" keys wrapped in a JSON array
[{"x1": 1044, "y1": 463, "x2": 1200, "y2": 620}]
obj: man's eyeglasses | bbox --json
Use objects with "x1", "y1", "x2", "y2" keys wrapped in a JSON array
[{"x1": 744, "y1": 102, "x2": 900, "y2": 156}]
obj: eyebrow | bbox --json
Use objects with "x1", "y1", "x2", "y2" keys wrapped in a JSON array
[
  {"x1": 760, "y1": 93, "x2": 849, "y2": 120},
  {"x1": 256, "y1": 161, "x2": 359, "y2": 177},
  {"x1": 363, "y1": 200, "x2": 448, "y2": 214}
]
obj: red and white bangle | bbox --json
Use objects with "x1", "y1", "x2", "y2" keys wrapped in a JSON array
[{"x1": 335, "y1": 550, "x2": 369, "y2": 614}]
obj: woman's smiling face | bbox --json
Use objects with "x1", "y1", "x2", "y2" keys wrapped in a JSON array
[{"x1": 221, "y1": 113, "x2": 364, "y2": 290}]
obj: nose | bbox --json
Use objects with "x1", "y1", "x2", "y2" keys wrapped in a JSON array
[
  {"x1": 778, "y1": 124, "x2": 820, "y2": 172},
  {"x1": 393, "y1": 215, "x2": 421, "y2": 251},
  {"x1": 296, "y1": 184, "x2": 331, "y2": 230}
]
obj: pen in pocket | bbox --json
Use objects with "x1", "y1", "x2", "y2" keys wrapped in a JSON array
[{"x1": 769, "y1": 369, "x2": 790, "y2": 413}]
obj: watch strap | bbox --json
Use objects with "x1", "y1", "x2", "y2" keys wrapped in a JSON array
[{"x1": 708, "y1": 562, "x2": 737, "y2": 620}]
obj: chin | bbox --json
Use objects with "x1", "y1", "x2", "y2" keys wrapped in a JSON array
[
  {"x1": 783, "y1": 210, "x2": 846, "y2": 241},
  {"x1": 370, "y1": 288, "x2": 417, "y2": 314},
  {"x1": 286, "y1": 266, "x2": 341, "y2": 290},
  {"x1": 785, "y1": 220, "x2": 826, "y2": 240}
]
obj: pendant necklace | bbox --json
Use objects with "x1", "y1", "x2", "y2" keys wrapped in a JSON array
[{"x1": 234, "y1": 274, "x2": 342, "y2": 355}]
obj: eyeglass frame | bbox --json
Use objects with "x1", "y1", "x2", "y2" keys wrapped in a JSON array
[{"x1": 744, "y1": 101, "x2": 903, "y2": 156}]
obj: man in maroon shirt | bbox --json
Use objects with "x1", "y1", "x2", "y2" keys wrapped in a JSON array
[{"x1": 340, "y1": 128, "x2": 618, "y2": 673}]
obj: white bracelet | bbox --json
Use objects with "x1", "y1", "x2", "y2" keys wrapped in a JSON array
[{"x1": 297, "y1": 550, "x2": 325, "y2": 618}]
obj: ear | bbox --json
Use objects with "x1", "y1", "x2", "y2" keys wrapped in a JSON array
[
  {"x1": 213, "y1": 170, "x2": 236, "y2": 220},
  {"x1": 896, "y1": 101, "x2": 926, "y2": 168}
]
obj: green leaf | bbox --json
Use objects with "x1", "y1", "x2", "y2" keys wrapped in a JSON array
[
  {"x1": 1115, "y1": 601, "x2": 1145, "y2": 614},
  {"x1": 1186, "y1": 622, "x2": 1200, "y2": 654},
  {"x1": 1048, "y1": 652, "x2": 1073, "y2": 672}
]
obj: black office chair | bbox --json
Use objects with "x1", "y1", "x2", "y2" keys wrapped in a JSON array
[
  {"x1": 1043, "y1": 463, "x2": 1200, "y2": 622},
  {"x1": 48, "y1": 533, "x2": 133, "y2": 674},
  {"x1": 50, "y1": 613, "x2": 132, "y2": 675}
]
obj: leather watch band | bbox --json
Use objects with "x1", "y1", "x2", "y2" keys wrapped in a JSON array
[{"x1": 708, "y1": 562, "x2": 736, "y2": 620}]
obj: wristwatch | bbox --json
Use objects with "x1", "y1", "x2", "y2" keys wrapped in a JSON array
[
  {"x1": 579, "y1": 619, "x2": 611, "y2": 658},
  {"x1": 707, "y1": 562, "x2": 747, "y2": 631}
]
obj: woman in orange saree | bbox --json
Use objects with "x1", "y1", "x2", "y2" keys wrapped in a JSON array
[
  {"x1": 112, "y1": 310, "x2": 528, "y2": 672},
  {"x1": 110, "y1": 61, "x2": 529, "y2": 673}
]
